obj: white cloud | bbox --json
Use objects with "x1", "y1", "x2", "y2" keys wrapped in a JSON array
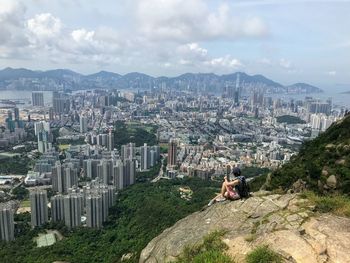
[
  {"x1": 327, "y1": 70, "x2": 337, "y2": 76},
  {"x1": 27, "y1": 13, "x2": 62, "y2": 39},
  {"x1": 0, "y1": 0, "x2": 28, "y2": 55},
  {"x1": 177, "y1": 43, "x2": 208, "y2": 61},
  {"x1": 259, "y1": 58, "x2": 272, "y2": 65},
  {"x1": 135, "y1": 0, "x2": 268, "y2": 42},
  {"x1": 71, "y1": 29, "x2": 94, "y2": 42},
  {"x1": 204, "y1": 55, "x2": 243, "y2": 69},
  {"x1": 279, "y1": 58, "x2": 292, "y2": 69}
]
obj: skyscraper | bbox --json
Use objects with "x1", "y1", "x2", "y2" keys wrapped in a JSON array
[
  {"x1": 107, "y1": 130, "x2": 114, "y2": 151},
  {"x1": 80, "y1": 115, "x2": 88, "y2": 133},
  {"x1": 30, "y1": 189, "x2": 48, "y2": 227},
  {"x1": 113, "y1": 160, "x2": 124, "y2": 190},
  {"x1": 35, "y1": 121, "x2": 52, "y2": 153},
  {"x1": 52, "y1": 162, "x2": 78, "y2": 193},
  {"x1": 141, "y1": 143, "x2": 150, "y2": 171},
  {"x1": 63, "y1": 194, "x2": 82, "y2": 229},
  {"x1": 32, "y1": 92, "x2": 44, "y2": 107},
  {"x1": 51, "y1": 195, "x2": 65, "y2": 222},
  {"x1": 0, "y1": 204, "x2": 14, "y2": 242},
  {"x1": 14, "y1": 107, "x2": 20, "y2": 121},
  {"x1": 167, "y1": 139, "x2": 177, "y2": 166},
  {"x1": 86, "y1": 194, "x2": 103, "y2": 229},
  {"x1": 52, "y1": 92, "x2": 70, "y2": 115}
]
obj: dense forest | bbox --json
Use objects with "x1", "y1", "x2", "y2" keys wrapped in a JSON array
[
  {"x1": 113, "y1": 121, "x2": 158, "y2": 149},
  {"x1": 266, "y1": 115, "x2": 350, "y2": 193},
  {"x1": 0, "y1": 177, "x2": 219, "y2": 263},
  {"x1": 276, "y1": 115, "x2": 306, "y2": 124}
]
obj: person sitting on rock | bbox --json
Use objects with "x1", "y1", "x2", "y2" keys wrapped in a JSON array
[{"x1": 207, "y1": 168, "x2": 241, "y2": 206}]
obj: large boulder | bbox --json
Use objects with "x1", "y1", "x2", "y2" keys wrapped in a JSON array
[
  {"x1": 140, "y1": 194, "x2": 350, "y2": 263},
  {"x1": 326, "y1": 175, "x2": 337, "y2": 189}
]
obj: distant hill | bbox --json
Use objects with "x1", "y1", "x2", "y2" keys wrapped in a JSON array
[
  {"x1": 286, "y1": 82, "x2": 322, "y2": 93},
  {"x1": 265, "y1": 114, "x2": 350, "y2": 193},
  {"x1": 0, "y1": 67, "x2": 323, "y2": 94}
]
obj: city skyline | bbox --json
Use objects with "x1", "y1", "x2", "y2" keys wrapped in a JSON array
[{"x1": 0, "y1": 0, "x2": 349, "y2": 88}]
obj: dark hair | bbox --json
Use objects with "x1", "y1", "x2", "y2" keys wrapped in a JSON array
[{"x1": 232, "y1": 167, "x2": 241, "y2": 176}]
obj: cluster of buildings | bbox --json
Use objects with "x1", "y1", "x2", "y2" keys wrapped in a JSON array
[
  {"x1": 0, "y1": 108, "x2": 27, "y2": 148},
  {"x1": 31, "y1": 181, "x2": 115, "y2": 229}
]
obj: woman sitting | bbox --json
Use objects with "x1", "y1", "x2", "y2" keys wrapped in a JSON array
[{"x1": 207, "y1": 175, "x2": 240, "y2": 206}]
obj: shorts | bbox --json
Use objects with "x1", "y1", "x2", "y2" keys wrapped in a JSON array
[{"x1": 227, "y1": 187, "x2": 240, "y2": 200}]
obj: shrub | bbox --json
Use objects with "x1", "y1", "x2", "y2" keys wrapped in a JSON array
[
  {"x1": 175, "y1": 230, "x2": 234, "y2": 263},
  {"x1": 303, "y1": 191, "x2": 350, "y2": 217},
  {"x1": 246, "y1": 245, "x2": 282, "y2": 263}
]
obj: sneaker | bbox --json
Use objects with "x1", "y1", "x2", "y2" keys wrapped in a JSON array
[
  {"x1": 216, "y1": 196, "x2": 226, "y2": 202},
  {"x1": 207, "y1": 199, "x2": 215, "y2": 207}
]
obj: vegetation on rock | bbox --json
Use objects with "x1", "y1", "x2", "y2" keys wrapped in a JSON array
[
  {"x1": 246, "y1": 245, "x2": 282, "y2": 263},
  {"x1": 174, "y1": 231, "x2": 234, "y2": 263}
]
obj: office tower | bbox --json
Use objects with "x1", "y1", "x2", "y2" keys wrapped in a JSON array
[
  {"x1": 30, "y1": 189, "x2": 48, "y2": 227},
  {"x1": 0, "y1": 204, "x2": 14, "y2": 242},
  {"x1": 86, "y1": 194, "x2": 103, "y2": 228},
  {"x1": 107, "y1": 131, "x2": 114, "y2": 151},
  {"x1": 113, "y1": 160, "x2": 124, "y2": 190},
  {"x1": 168, "y1": 139, "x2": 177, "y2": 166},
  {"x1": 14, "y1": 107, "x2": 20, "y2": 121},
  {"x1": 141, "y1": 143, "x2": 150, "y2": 171},
  {"x1": 80, "y1": 115, "x2": 88, "y2": 133},
  {"x1": 32, "y1": 92, "x2": 44, "y2": 107},
  {"x1": 35, "y1": 121, "x2": 52, "y2": 153},
  {"x1": 64, "y1": 194, "x2": 82, "y2": 229},
  {"x1": 51, "y1": 195, "x2": 65, "y2": 222}
]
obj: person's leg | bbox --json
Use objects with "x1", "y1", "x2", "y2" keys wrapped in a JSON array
[{"x1": 220, "y1": 181, "x2": 227, "y2": 195}]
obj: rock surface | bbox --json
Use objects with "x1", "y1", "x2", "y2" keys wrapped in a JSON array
[{"x1": 139, "y1": 193, "x2": 350, "y2": 263}]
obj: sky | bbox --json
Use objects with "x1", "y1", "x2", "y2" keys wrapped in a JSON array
[{"x1": 0, "y1": 0, "x2": 349, "y2": 89}]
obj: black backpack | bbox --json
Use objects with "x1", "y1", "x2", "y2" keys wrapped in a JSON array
[{"x1": 235, "y1": 176, "x2": 250, "y2": 199}]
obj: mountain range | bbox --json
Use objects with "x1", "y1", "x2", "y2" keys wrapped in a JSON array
[{"x1": 0, "y1": 67, "x2": 323, "y2": 94}]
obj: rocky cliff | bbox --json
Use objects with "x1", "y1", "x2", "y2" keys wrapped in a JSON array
[{"x1": 139, "y1": 192, "x2": 350, "y2": 263}]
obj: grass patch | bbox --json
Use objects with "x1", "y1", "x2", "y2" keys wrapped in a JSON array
[
  {"x1": 20, "y1": 200, "x2": 31, "y2": 208},
  {"x1": 58, "y1": 144, "x2": 70, "y2": 151},
  {"x1": 174, "y1": 230, "x2": 234, "y2": 263},
  {"x1": 246, "y1": 245, "x2": 282, "y2": 263},
  {"x1": 301, "y1": 191, "x2": 350, "y2": 217}
]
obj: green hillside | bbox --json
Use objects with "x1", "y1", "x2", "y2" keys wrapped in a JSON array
[{"x1": 267, "y1": 114, "x2": 350, "y2": 193}]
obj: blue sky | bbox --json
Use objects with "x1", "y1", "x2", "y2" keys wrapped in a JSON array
[{"x1": 0, "y1": 0, "x2": 349, "y2": 89}]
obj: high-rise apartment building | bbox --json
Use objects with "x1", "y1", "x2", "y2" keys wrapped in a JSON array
[
  {"x1": 0, "y1": 204, "x2": 14, "y2": 242},
  {"x1": 80, "y1": 115, "x2": 88, "y2": 133},
  {"x1": 32, "y1": 92, "x2": 44, "y2": 107},
  {"x1": 86, "y1": 194, "x2": 103, "y2": 229},
  {"x1": 51, "y1": 195, "x2": 65, "y2": 222},
  {"x1": 167, "y1": 139, "x2": 177, "y2": 166},
  {"x1": 30, "y1": 189, "x2": 48, "y2": 227},
  {"x1": 63, "y1": 194, "x2": 82, "y2": 229}
]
